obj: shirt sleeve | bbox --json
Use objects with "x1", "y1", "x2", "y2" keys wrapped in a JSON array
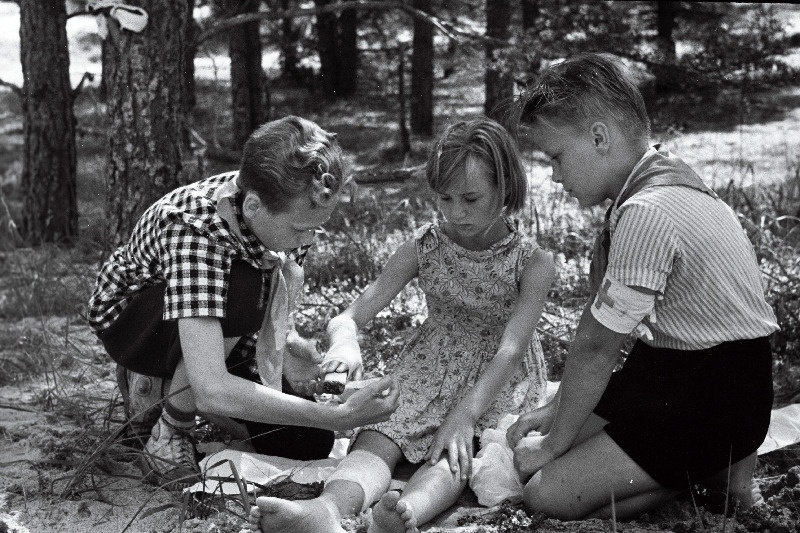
[
  {"x1": 160, "y1": 223, "x2": 232, "y2": 320},
  {"x1": 607, "y1": 202, "x2": 679, "y2": 293}
]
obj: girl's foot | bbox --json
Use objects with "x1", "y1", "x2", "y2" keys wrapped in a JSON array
[
  {"x1": 369, "y1": 491, "x2": 418, "y2": 533},
  {"x1": 248, "y1": 496, "x2": 346, "y2": 533}
]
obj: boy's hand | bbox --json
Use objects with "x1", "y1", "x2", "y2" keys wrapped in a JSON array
[
  {"x1": 513, "y1": 434, "x2": 557, "y2": 480},
  {"x1": 425, "y1": 410, "x2": 475, "y2": 481},
  {"x1": 338, "y1": 376, "x2": 400, "y2": 428},
  {"x1": 506, "y1": 403, "x2": 554, "y2": 448},
  {"x1": 320, "y1": 348, "x2": 363, "y2": 381}
]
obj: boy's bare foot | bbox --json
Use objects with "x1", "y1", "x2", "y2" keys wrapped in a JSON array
[
  {"x1": 705, "y1": 452, "x2": 764, "y2": 510},
  {"x1": 369, "y1": 491, "x2": 418, "y2": 533},
  {"x1": 248, "y1": 496, "x2": 346, "y2": 533}
]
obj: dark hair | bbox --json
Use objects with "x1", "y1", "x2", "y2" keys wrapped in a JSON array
[
  {"x1": 426, "y1": 118, "x2": 527, "y2": 213},
  {"x1": 512, "y1": 52, "x2": 650, "y2": 140},
  {"x1": 238, "y1": 116, "x2": 345, "y2": 211}
]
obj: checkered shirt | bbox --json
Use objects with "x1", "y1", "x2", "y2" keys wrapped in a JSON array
[{"x1": 88, "y1": 172, "x2": 309, "y2": 346}]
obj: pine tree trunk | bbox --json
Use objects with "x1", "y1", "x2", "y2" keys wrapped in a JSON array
[
  {"x1": 105, "y1": 0, "x2": 189, "y2": 245},
  {"x1": 484, "y1": 0, "x2": 513, "y2": 121},
  {"x1": 337, "y1": 8, "x2": 358, "y2": 97},
  {"x1": 280, "y1": 0, "x2": 302, "y2": 84},
  {"x1": 410, "y1": 0, "x2": 434, "y2": 136},
  {"x1": 229, "y1": 0, "x2": 267, "y2": 148},
  {"x1": 315, "y1": 0, "x2": 339, "y2": 97},
  {"x1": 183, "y1": 0, "x2": 198, "y2": 115},
  {"x1": 19, "y1": 0, "x2": 78, "y2": 245}
]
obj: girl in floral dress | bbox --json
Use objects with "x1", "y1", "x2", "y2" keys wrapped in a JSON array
[{"x1": 249, "y1": 118, "x2": 557, "y2": 533}]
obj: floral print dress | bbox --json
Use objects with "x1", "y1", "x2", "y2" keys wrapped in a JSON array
[{"x1": 360, "y1": 220, "x2": 548, "y2": 463}]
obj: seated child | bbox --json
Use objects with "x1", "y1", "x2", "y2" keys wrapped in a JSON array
[
  {"x1": 248, "y1": 117, "x2": 557, "y2": 533},
  {"x1": 88, "y1": 116, "x2": 400, "y2": 485},
  {"x1": 506, "y1": 52, "x2": 778, "y2": 520}
]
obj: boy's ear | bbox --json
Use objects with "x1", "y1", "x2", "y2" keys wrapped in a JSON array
[
  {"x1": 589, "y1": 121, "x2": 611, "y2": 154},
  {"x1": 242, "y1": 191, "x2": 264, "y2": 218}
]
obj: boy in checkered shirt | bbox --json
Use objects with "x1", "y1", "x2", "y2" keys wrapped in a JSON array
[{"x1": 89, "y1": 116, "x2": 399, "y2": 485}]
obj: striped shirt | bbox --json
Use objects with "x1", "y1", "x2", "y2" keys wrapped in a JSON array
[{"x1": 606, "y1": 156, "x2": 778, "y2": 350}]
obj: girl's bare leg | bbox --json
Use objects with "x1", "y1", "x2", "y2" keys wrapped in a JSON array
[
  {"x1": 370, "y1": 458, "x2": 468, "y2": 533},
  {"x1": 250, "y1": 430, "x2": 403, "y2": 533}
]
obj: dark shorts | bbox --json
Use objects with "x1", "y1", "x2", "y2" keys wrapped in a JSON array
[
  {"x1": 593, "y1": 337, "x2": 773, "y2": 490},
  {"x1": 97, "y1": 259, "x2": 334, "y2": 460}
]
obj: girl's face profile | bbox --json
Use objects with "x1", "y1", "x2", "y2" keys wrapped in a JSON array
[{"x1": 436, "y1": 156, "x2": 505, "y2": 247}]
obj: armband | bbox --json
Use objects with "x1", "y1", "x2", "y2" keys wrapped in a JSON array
[{"x1": 590, "y1": 274, "x2": 656, "y2": 335}]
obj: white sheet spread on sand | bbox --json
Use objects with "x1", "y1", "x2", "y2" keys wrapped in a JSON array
[{"x1": 187, "y1": 391, "x2": 800, "y2": 503}]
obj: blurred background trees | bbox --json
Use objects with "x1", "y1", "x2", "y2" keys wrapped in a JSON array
[{"x1": 1, "y1": 0, "x2": 798, "y2": 245}]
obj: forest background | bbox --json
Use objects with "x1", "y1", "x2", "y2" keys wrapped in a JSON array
[{"x1": 0, "y1": 1, "x2": 799, "y2": 532}]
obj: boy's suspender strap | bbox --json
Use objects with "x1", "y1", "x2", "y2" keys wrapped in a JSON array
[{"x1": 588, "y1": 147, "x2": 718, "y2": 295}]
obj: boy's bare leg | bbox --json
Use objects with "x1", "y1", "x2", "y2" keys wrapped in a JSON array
[
  {"x1": 522, "y1": 430, "x2": 665, "y2": 520},
  {"x1": 166, "y1": 360, "x2": 196, "y2": 413},
  {"x1": 370, "y1": 459, "x2": 468, "y2": 533},
  {"x1": 249, "y1": 430, "x2": 403, "y2": 533},
  {"x1": 704, "y1": 451, "x2": 763, "y2": 508}
]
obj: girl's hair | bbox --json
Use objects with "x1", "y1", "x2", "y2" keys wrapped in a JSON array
[
  {"x1": 426, "y1": 118, "x2": 527, "y2": 213},
  {"x1": 238, "y1": 115, "x2": 346, "y2": 211},
  {"x1": 512, "y1": 52, "x2": 651, "y2": 141}
]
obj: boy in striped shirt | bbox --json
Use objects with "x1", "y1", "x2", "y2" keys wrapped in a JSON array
[{"x1": 506, "y1": 52, "x2": 778, "y2": 520}]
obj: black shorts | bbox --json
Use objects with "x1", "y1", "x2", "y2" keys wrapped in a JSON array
[
  {"x1": 593, "y1": 337, "x2": 773, "y2": 490},
  {"x1": 97, "y1": 259, "x2": 334, "y2": 460}
]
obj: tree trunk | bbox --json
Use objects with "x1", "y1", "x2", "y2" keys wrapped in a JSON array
[
  {"x1": 228, "y1": 0, "x2": 268, "y2": 148},
  {"x1": 337, "y1": 7, "x2": 358, "y2": 97},
  {"x1": 654, "y1": 1, "x2": 679, "y2": 94},
  {"x1": 183, "y1": 0, "x2": 198, "y2": 115},
  {"x1": 484, "y1": 0, "x2": 513, "y2": 121},
  {"x1": 656, "y1": 1, "x2": 678, "y2": 65},
  {"x1": 19, "y1": 0, "x2": 78, "y2": 245},
  {"x1": 410, "y1": 0, "x2": 433, "y2": 136},
  {"x1": 280, "y1": 0, "x2": 302, "y2": 84},
  {"x1": 520, "y1": 0, "x2": 542, "y2": 80},
  {"x1": 315, "y1": 0, "x2": 339, "y2": 97},
  {"x1": 105, "y1": 0, "x2": 189, "y2": 245}
]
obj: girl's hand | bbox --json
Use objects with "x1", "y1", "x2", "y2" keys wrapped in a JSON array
[
  {"x1": 506, "y1": 402, "x2": 555, "y2": 448},
  {"x1": 424, "y1": 410, "x2": 476, "y2": 480},
  {"x1": 513, "y1": 434, "x2": 557, "y2": 480}
]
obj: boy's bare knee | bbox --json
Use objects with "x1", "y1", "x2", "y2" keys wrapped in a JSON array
[{"x1": 523, "y1": 472, "x2": 583, "y2": 520}]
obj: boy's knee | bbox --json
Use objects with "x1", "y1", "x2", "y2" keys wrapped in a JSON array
[{"x1": 523, "y1": 471, "x2": 583, "y2": 521}]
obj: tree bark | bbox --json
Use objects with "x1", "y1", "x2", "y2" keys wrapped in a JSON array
[
  {"x1": 410, "y1": 0, "x2": 433, "y2": 136},
  {"x1": 337, "y1": 7, "x2": 358, "y2": 97},
  {"x1": 315, "y1": 0, "x2": 339, "y2": 97},
  {"x1": 520, "y1": 0, "x2": 542, "y2": 80},
  {"x1": 183, "y1": 0, "x2": 198, "y2": 115},
  {"x1": 105, "y1": 0, "x2": 189, "y2": 245},
  {"x1": 280, "y1": 0, "x2": 302, "y2": 84},
  {"x1": 228, "y1": 0, "x2": 268, "y2": 148},
  {"x1": 19, "y1": 0, "x2": 78, "y2": 245},
  {"x1": 484, "y1": 0, "x2": 513, "y2": 121}
]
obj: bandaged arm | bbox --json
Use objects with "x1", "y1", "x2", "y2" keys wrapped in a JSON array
[{"x1": 590, "y1": 273, "x2": 657, "y2": 340}]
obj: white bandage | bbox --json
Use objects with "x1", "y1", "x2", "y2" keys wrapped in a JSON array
[
  {"x1": 326, "y1": 449, "x2": 392, "y2": 512},
  {"x1": 591, "y1": 274, "x2": 656, "y2": 338}
]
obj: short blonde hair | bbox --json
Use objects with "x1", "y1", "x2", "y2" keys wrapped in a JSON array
[
  {"x1": 238, "y1": 116, "x2": 346, "y2": 211},
  {"x1": 513, "y1": 52, "x2": 651, "y2": 141},
  {"x1": 426, "y1": 118, "x2": 527, "y2": 213}
]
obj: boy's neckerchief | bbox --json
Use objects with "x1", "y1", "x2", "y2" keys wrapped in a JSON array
[
  {"x1": 212, "y1": 177, "x2": 304, "y2": 391},
  {"x1": 588, "y1": 146, "x2": 718, "y2": 295}
]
